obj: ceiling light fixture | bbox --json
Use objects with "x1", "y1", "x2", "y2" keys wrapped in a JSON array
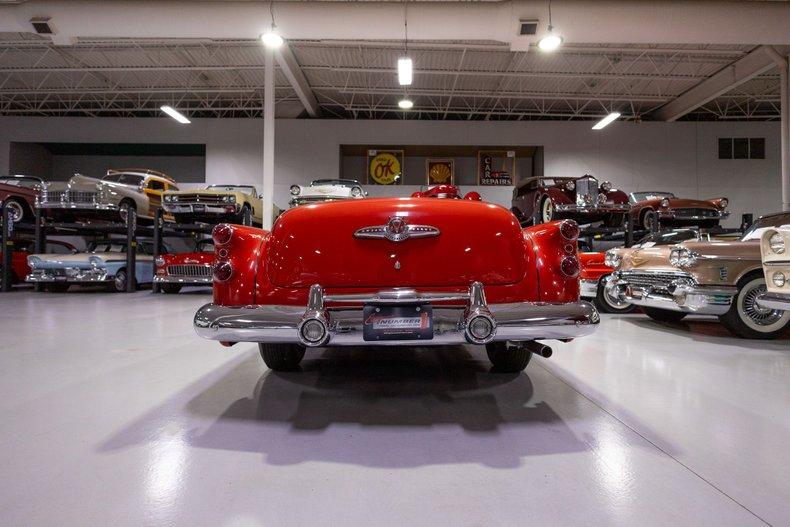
[
  {"x1": 160, "y1": 105, "x2": 191, "y2": 124},
  {"x1": 538, "y1": 0, "x2": 562, "y2": 52},
  {"x1": 592, "y1": 112, "x2": 621, "y2": 130},
  {"x1": 398, "y1": 1, "x2": 413, "y2": 86},
  {"x1": 398, "y1": 98, "x2": 414, "y2": 110},
  {"x1": 261, "y1": 1, "x2": 284, "y2": 48}
]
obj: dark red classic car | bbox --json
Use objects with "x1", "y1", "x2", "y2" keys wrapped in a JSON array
[
  {"x1": 411, "y1": 184, "x2": 482, "y2": 201},
  {"x1": 0, "y1": 239, "x2": 77, "y2": 283},
  {"x1": 0, "y1": 175, "x2": 43, "y2": 224},
  {"x1": 628, "y1": 191, "x2": 730, "y2": 230},
  {"x1": 511, "y1": 175, "x2": 629, "y2": 227},
  {"x1": 154, "y1": 239, "x2": 214, "y2": 294},
  {"x1": 193, "y1": 197, "x2": 599, "y2": 373}
]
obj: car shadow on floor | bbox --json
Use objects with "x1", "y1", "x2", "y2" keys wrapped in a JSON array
[
  {"x1": 621, "y1": 317, "x2": 790, "y2": 349},
  {"x1": 99, "y1": 346, "x2": 593, "y2": 467}
]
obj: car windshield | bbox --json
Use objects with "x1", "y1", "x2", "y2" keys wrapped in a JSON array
[
  {"x1": 310, "y1": 179, "x2": 358, "y2": 187},
  {"x1": 634, "y1": 229, "x2": 700, "y2": 247},
  {"x1": 0, "y1": 176, "x2": 42, "y2": 189},
  {"x1": 206, "y1": 185, "x2": 256, "y2": 194},
  {"x1": 196, "y1": 240, "x2": 214, "y2": 253},
  {"x1": 90, "y1": 242, "x2": 127, "y2": 253},
  {"x1": 103, "y1": 173, "x2": 145, "y2": 186},
  {"x1": 741, "y1": 213, "x2": 790, "y2": 241},
  {"x1": 630, "y1": 191, "x2": 675, "y2": 203}
]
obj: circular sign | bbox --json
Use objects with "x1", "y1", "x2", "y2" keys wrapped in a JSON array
[{"x1": 369, "y1": 152, "x2": 402, "y2": 185}]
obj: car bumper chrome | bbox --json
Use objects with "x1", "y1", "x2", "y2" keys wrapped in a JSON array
[
  {"x1": 154, "y1": 275, "x2": 213, "y2": 285},
  {"x1": 163, "y1": 203, "x2": 239, "y2": 215},
  {"x1": 580, "y1": 278, "x2": 599, "y2": 299},
  {"x1": 555, "y1": 204, "x2": 629, "y2": 213},
  {"x1": 756, "y1": 293, "x2": 790, "y2": 311},
  {"x1": 36, "y1": 202, "x2": 118, "y2": 211},
  {"x1": 26, "y1": 268, "x2": 109, "y2": 283},
  {"x1": 194, "y1": 282, "x2": 599, "y2": 347},
  {"x1": 605, "y1": 274, "x2": 736, "y2": 315},
  {"x1": 659, "y1": 211, "x2": 729, "y2": 221}
]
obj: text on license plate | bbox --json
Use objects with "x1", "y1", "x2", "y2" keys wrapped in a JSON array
[{"x1": 362, "y1": 304, "x2": 433, "y2": 341}]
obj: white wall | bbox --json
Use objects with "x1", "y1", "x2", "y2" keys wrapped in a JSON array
[{"x1": 0, "y1": 117, "x2": 781, "y2": 227}]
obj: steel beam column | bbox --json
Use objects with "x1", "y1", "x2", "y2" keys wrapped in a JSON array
[{"x1": 782, "y1": 55, "x2": 790, "y2": 211}]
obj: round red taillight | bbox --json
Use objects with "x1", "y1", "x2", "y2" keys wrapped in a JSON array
[
  {"x1": 559, "y1": 219, "x2": 579, "y2": 240},
  {"x1": 560, "y1": 256, "x2": 580, "y2": 278},
  {"x1": 213, "y1": 261, "x2": 233, "y2": 282},
  {"x1": 213, "y1": 224, "x2": 233, "y2": 246}
]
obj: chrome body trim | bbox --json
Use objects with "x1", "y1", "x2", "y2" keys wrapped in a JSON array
[
  {"x1": 154, "y1": 275, "x2": 213, "y2": 285},
  {"x1": 756, "y1": 293, "x2": 790, "y2": 311},
  {"x1": 555, "y1": 204, "x2": 629, "y2": 213},
  {"x1": 579, "y1": 278, "x2": 599, "y2": 298},
  {"x1": 354, "y1": 217, "x2": 440, "y2": 242},
  {"x1": 163, "y1": 203, "x2": 239, "y2": 214},
  {"x1": 26, "y1": 268, "x2": 109, "y2": 283},
  {"x1": 194, "y1": 282, "x2": 599, "y2": 346}
]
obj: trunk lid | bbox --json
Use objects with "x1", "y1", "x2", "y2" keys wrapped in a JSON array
[{"x1": 267, "y1": 198, "x2": 526, "y2": 288}]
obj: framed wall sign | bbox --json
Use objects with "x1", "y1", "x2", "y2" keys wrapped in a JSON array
[
  {"x1": 478, "y1": 150, "x2": 515, "y2": 186},
  {"x1": 367, "y1": 149, "x2": 404, "y2": 185},
  {"x1": 426, "y1": 158, "x2": 454, "y2": 185}
]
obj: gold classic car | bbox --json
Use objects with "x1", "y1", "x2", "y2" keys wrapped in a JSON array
[
  {"x1": 756, "y1": 225, "x2": 790, "y2": 312},
  {"x1": 162, "y1": 184, "x2": 262, "y2": 226},
  {"x1": 604, "y1": 211, "x2": 790, "y2": 339},
  {"x1": 37, "y1": 169, "x2": 178, "y2": 224}
]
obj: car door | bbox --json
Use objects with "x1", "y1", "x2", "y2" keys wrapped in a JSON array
[{"x1": 145, "y1": 179, "x2": 166, "y2": 215}]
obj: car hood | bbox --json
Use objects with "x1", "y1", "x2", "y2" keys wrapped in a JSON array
[
  {"x1": 299, "y1": 185, "x2": 353, "y2": 196},
  {"x1": 166, "y1": 189, "x2": 250, "y2": 198},
  {"x1": 164, "y1": 252, "x2": 214, "y2": 265},
  {"x1": 617, "y1": 239, "x2": 759, "y2": 273}
]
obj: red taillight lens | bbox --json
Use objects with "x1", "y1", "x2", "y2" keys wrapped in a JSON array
[
  {"x1": 213, "y1": 261, "x2": 233, "y2": 282},
  {"x1": 560, "y1": 256, "x2": 580, "y2": 278},
  {"x1": 559, "y1": 219, "x2": 579, "y2": 240},
  {"x1": 213, "y1": 224, "x2": 233, "y2": 245}
]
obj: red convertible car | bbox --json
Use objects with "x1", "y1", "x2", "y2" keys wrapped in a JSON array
[
  {"x1": 1, "y1": 239, "x2": 77, "y2": 283},
  {"x1": 154, "y1": 239, "x2": 214, "y2": 293},
  {"x1": 0, "y1": 175, "x2": 43, "y2": 224},
  {"x1": 511, "y1": 174, "x2": 629, "y2": 227},
  {"x1": 411, "y1": 184, "x2": 482, "y2": 201},
  {"x1": 629, "y1": 191, "x2": 730, "y2": 230},
  {"x1": 194, "y1": 198, "x2": 599, "y2": 372}
]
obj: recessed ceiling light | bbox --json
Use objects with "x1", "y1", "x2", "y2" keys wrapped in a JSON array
[
  {"x1": 398, "y1": 98, "x2": 414, "y2": 110},
  {"x1": 398, "y1": 57, "x2": 413, "y2": 86},
  {"x1": 261, "y1": 25, "x2": 284, "y2": 48},
  {"x1": 160, "y1": 105, "x2": 191, "y2": 124},
  {"x1": 592, "y1": 112, "x2": 621, "y2": 130}
]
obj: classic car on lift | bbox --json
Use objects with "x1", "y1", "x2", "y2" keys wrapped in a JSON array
[
  {"x1": 511, "y1": 174, "x2": 629, "y2": 227},
  {"x1": 193, "y1": 198, "x2": 600, "y2": 373},
  {"x1": 629, "y1": 191, "x2": 730, "y2": 230},
  {"x1": 0, "y1": 239, "x2": 76, "y2": 284},
  {"x1": 0, "y1": 175, "x2": 44, "y2": 224},
  {"x1": 154, "y1": 238, "x2": 214, "y2": 294},
  {"x1": 411, "y1": 184, "x2": 482, "y2": 201},
  {"x1": 27, "y1": 239, "x2": 168, "y2": 293},
  {"x1": 756, "y1": 226, "x2": 790, "y2": 312},
  {"x1": 289, "y1": 179, "x2": 367, "y2": 207},
  {"x1": 163, "y1": 185, "x2": 263, "y2": 226},
  {"x1": 605, "y1": 211, "x2": 790, "y2": 339},
  {"x1": 37, "y1": 169, "x2": 178, "y2": 224}
]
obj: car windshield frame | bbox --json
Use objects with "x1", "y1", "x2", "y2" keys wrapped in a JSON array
[
  {"x1": 0, "y1": 176, "x2": 43, "y2": 189},
  {"x1": 196, "y1": 240, "x2": 214, "y2": 253},
  {"x1": 205, "y1": 185, "x2": 256, "y2": 194},
  {"x1": 634, "y1": 229, "x2": 701, "y2": 247},
  {"x1": 102, "y1": 173, "x2": 146, "y2": 186},
  {"x1": 629, "y1": 191, "x2": 676, "y2": 203},
  {"x1": 741, "y1": 213, "x2": 790, "y2": 241},
  {"x1": 309, "y1": 179, "x2": 359, "y2": 187}
]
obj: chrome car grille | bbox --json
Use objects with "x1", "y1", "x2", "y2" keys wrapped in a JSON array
[
  {"x1": 167, "y1": 264, "x2": 212, "y2": 278},
  {"x1": 673, "y1": 208, "x2": 718, "y2": 218},
  {"x1": 39, "y1": 190, "x2": 97, "y2": 205},
  {"x1": 171, "y1": 194, "x2": 224, "y2": 204},
  {"x1": 575, "y1": 178, "x2": 599, "y2": 206},
  {"x1": 620, "y1": 271, "x2": 694, "y2": 293}
]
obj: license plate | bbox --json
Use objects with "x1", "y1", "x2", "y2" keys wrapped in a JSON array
[
  {"x1": 362, "y1": 304, "x2": 433, "y2": 342},
  {"x1": 192, "y1": 204, "x2": 205, "y2": 212}
]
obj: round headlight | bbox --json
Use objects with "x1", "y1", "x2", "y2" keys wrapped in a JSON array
[
  {"x1": 164, "y1": 195, "x2": 171, "y2": 202},
  {"x1": 228, "y1": 195, "x2": 236, "y2": 203},
  {"x1": 350, "y1": 186, "x2": 363, "y2": 197},
  {"x1": 769, "y1": 233, "x2": 785, "y2": 254},
  {"x1": 660, "y1": 198, "x2": 671, "y2": 208},
  {"x1": 155, "y1": 256, "x2": 165, "y2": 267},
  {"x1": 772, "y1": 272, "x2": 786, "y2": 288},
  {"x1": 604, "y1": 249, "x2": 622, "y2": 269},
  {"x1": 565, "y1": 181, "x2": 576, "y2": 191},
  {"x1": 719, "y1": 198, "x2": 728, "y2": 209},
  {"x1": 600, "y1": 181, "x2": 612, "y2": 192},
  {"x1": 222, "y1": 195, "x2": 229, "y2": 202},
  {"x1": 290, "y1": 185, "x2": 301, "y2": 196}
]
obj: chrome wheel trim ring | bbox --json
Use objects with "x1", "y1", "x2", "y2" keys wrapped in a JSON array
[
  {"x1": 5, "y1": 200, "x2": 24, "y2": 222},
  {"x1": 737, "y1": 278, "x2": 788, "y2": 331},
  {"x1": 114, "y1": 272, "x2": 126, "y2": 292},
  {"x1": 542, "y1": 199, "x2": 553, "y2": 223},
  {"x1": 601, "y1": 283, "x2": 631, "y2": 310}
]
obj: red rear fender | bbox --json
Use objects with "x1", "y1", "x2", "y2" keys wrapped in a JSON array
[
  {"x1": 212, "y1": 224, "x2": 269, "y2": 306},
  {"x1": 523, "y1": 220, "x2": 580, "y2": 302}
]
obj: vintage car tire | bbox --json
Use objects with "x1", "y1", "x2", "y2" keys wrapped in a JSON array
[
  {"x1": 161, "y1": 284, "x2": 182, "y2": 294},
  {"x1": 3, "y1": 198, "x2": 28, "y2": 223},
  {"x1": 119, "y1": 200, "x2": 136, "y2": 226},
  {"x1": 486, "y1": 342, "x2": 533, "y2": 373},
  {"x1": 595, "y1": 281, "x2": 636, "y2": 314},
  {"x1": 45, "y1": 283, "x2": 70, "y2": 293},
  {"x1": 718, "y1": 275, "x2": 790, "y2": 339},
  {"x1": 540, "y1": 197, "x2": 554, "y2": 224},
  {"x1": 111, "y1": 269, "x2": 135, "y2": 293},
  {"x1": 642, "y1": 307, "x2": 687, "y2": 323},
  {"x1": 259, "y1": 343, "x2": 306, "y2": 371},
  {"x1": 237, "y1": 204, "x2": 252, "y2": 226},
  {"x1": 641, "y1": 209, "x2": 658, "y2": 231}
]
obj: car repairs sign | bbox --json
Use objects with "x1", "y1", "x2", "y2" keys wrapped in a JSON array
[
  {"x1": 362, "y1": 305, "x2": 433, "y2": 341},
  {"x1": 478, "y1": 150, "x2": 515, "y2": 186}
]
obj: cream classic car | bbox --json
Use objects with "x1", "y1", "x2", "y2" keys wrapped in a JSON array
[
  {"x1": 289, "y1": 179, "x2": 367, "y2": 207},
  {"x1": 37, "y1": 169, "x2": 178, "y2": 224},
  {"x1": 756, "y1": 225, "x2": 790, "y2": 312},
  {"x1": 604, "y1": 211, "x2": 790, "y2": 339},
  {"x1": 163, "y1": 184, "x2": 262, "y2": 226}
]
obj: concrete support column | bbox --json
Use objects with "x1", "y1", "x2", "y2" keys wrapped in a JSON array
[
  {"x1": 262, "y1": 47, "x2": 276, "y2": 229},
  {"x1": 782, "y1": 55, "x2": 790, "y2": 211}
]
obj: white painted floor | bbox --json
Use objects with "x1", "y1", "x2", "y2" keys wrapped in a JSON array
[{"x1": 0, "y1": 289, "x2": 788, "y2": 526}]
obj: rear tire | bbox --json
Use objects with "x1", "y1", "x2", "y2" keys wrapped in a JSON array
[
  {"x1": 641, "y1": 209, "x2": 658, "y2": 231},
  {"x1": 259, "y1": 343, "x2": 305, "y2": 371},
  {"x1": 643, "y1": 307, "x2": 687, "y2": 323},
  {"x1": 594, "y1": 280, "x2": 636, "y2": 313},
  {"x1": 486, "y1": 342, "x2": 533, "y2": 373},
  {"x1": 718, "y1": 275, "x2": 790, "y2": 339},
  {"x1": 161, "y1": 284, "x2": 182, "y2": 294}
]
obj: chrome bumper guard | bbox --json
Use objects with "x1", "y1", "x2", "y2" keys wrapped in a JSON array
[
  {"x1": 163, "y1": 203, "x2": 239, "y2": 215},
  {"x1": 26, "y1": 268, "x2": 109, "y2": 283},
  {"x1": 36, "y1": 201, "x2": 118, "y2": 211},
  {"x1": 579, "y1": 278, "x2": 599, "y2": 299},
  {"x1": 604, "y1": 273, "x2": 736, "y2": 315},
  {"x1": 756, "y1": 293, "x2": 790, "y2": 312},
  {"x1": 154, "y1": 275, "x2": 213, "y2": 285},
  {"x1": 194, "y1": 281, "x2": 600, "y2": 347}
]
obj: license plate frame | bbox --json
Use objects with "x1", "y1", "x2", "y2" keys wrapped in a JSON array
[
  {"x1": 362, "y1": 304, "x2": 433, "y2": 342},
  {"x1": 192, "y1": 204, "x2": 205, "y2": 213}
]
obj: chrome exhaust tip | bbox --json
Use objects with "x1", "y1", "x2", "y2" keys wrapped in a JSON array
[
  {"x1": 298, "y1": 284, "x2": 330, "y2": 347},
  {"x1": 464, "y1": 282, "x2": 497, "y2": 344}
]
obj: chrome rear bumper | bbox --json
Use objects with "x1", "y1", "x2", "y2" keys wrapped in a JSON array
[
  {"x1": 154, "y1": 275, "x2": 213, "y2": 285},
  {"x1": 26, "y1": 268, "x2": 109, "y2": 283},
  {"x1": 194, "y1": 282, "x2": 599, "y2": 347},
  {"x1": 605, "y1": 273, "x2": 736, "y2": 315},
  {"x1": 756, "y1": 293, "x2": 790, "y2": 311}
]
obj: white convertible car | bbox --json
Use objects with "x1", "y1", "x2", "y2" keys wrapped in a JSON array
[{"x1": 289, "y1": 179, "x2": 367, "y2": 207}]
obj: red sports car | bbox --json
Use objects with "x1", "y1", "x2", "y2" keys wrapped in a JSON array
[
  {"x1": 0, "y1": 175, "x2": 43, "y2": 224},
  {"x1": 154, "y1": 239, "x2": 214, "y2": 294},
  {"x1": 193, "y1": 198, "x2": 599, "y2": 373},
  {"x1": 411, "y1": 184, "x2": 482, "y2": 201},
  {"x1": 1, "y1": 239, "x2": 77, "y2": 283}
]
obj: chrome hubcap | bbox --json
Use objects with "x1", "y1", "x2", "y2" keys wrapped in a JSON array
[
  {"x1": 6, "y1": 201, "x2": 23, "y2": 222},
  {"x1": 742, "y1": 284, "x2": 783, "y2": 326},
  {"x1": 115, "y1": 273, "x2": 126, "y2": 291}
]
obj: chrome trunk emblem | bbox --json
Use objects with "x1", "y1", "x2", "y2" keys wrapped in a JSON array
[{"x1": 354, "y1": 216, "x2": 440, "y2": 242}]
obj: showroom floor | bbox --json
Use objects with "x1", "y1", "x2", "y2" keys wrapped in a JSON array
[{"x1": 1, "y1": 290, "x2": 788, "y2": 526}]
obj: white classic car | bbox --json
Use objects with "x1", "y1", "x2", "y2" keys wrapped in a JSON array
[
  {"x1": 289, "y1": 179, "x2": 367, "y2": 207},
  {"x1": 756, "y1": 225, "x2": 790, "y2": 312}
]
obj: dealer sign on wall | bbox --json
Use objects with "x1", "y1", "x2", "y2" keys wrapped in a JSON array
[
  {"x1": 367, "y1": 150, "x2": 404, "y2": 185},
  {"x1": 478, "y1": 150, "x2": 515, "y2": 186}
]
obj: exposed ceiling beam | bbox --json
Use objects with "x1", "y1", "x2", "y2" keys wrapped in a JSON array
[
  {"x1": 652, "y1": 46, "x2": 784, "y2": 121},
  {"x1": 275, "y1": 42, "x2": 319, "y2": 117}
]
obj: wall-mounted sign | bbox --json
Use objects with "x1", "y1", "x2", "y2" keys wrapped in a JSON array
[
  {"x1": 478, "y1": 150, "x2": 515, "y2": 186},
  {"x1": 367, "y1": 149, "x2": 404, "y2": 185},
  {"x1": 426, "y1": 158, "x2": 454, "y2": 185}
]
